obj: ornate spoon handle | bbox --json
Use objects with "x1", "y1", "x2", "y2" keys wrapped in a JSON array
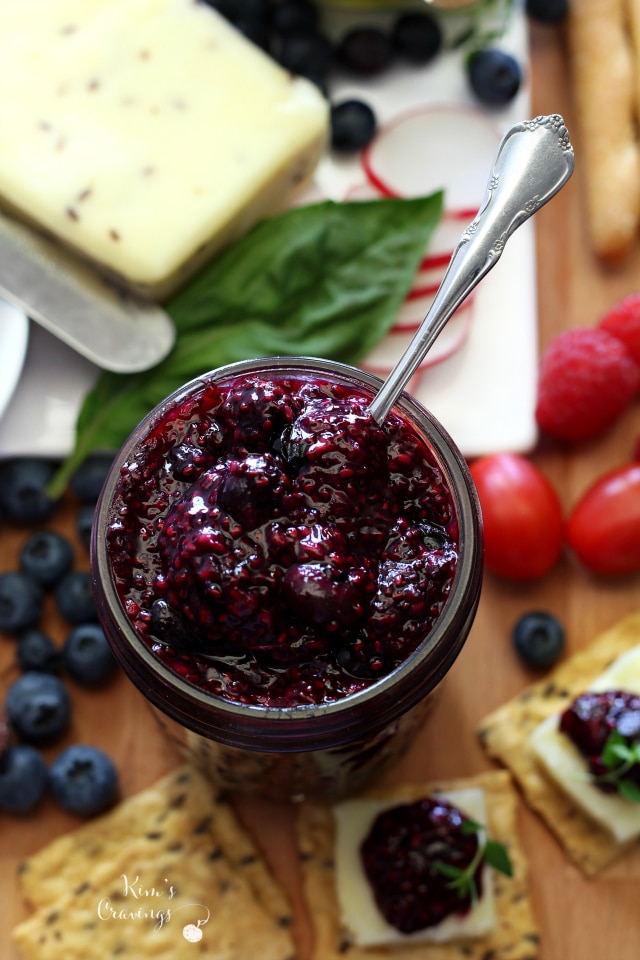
[{"x1": 367, "y1": 114, "x2": 574, "y2": 425}]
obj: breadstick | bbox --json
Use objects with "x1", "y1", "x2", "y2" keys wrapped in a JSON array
[{"x1": 568, "y1": 0, "x2": 640, "y2": 261}]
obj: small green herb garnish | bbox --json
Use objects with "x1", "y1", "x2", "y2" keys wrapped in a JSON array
[
  {"x1": 596, "y1": 730, "x2": 640, "y2": 803},
  {"x1": 433, "y1": 819, "x2": 513, "y2": 904}
]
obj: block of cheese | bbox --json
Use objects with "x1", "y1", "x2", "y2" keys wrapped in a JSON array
[
  {"x1": 529, "y1": 645, "x2": 640, "y2": 844},
  {"x1": 0, "y1": 0, "x2": 329, "y2": 299},
  {"x1": 333, "y1": 787, "x2": 496, "y2": 947}
]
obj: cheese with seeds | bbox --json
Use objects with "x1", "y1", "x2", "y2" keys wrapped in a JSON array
[
  {"x1": 0, "y1": 0, "x2": 328, "y2": 298},
  {"x1": 530, "y1": 645, "x2": 640, "y2": 843},
  {"x1": 333, "y1": 787, "x2": 496, "y2": 947}
]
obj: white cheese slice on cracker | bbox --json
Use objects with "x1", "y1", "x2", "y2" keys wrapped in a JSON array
[
  {"x1": 530, "y1": 645, "x2": 640, "y2": 843},
  {"x1": 333, "y1": 787, "x2": 496, "y2": 947}
]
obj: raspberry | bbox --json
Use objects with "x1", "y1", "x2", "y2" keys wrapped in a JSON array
[
  {"x1": 598, "y1": 293, "x2": 640, "y2": 365},
  {"x1": 535, "y1": 327, "x2": 640, "y2": 441}
]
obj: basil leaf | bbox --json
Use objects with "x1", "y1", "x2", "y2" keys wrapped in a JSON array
[
  {"x1": 483, "y1": 839, "x2": 513, "y2": 877},
  {"x1": 460, "y1": 818, "x2": 481, "y2": 835},
  {"x1": 49, "y1": 194, "x2": 443, "y2": 497}
]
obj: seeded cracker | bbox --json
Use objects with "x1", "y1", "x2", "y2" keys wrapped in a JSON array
[
  {"x1": 12, "y1": 765, "x2": 295, "y2": 960},
  {"x1": 295, "y1": 770, "x2": 538, "y2": 960},
  {"x1": 478, "y1": 612, "x2": 640, "y2": 876}
]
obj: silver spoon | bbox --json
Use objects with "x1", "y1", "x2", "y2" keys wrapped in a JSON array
[{"x1": 367, "y1": 114, "x2": 575, "y2": 425}]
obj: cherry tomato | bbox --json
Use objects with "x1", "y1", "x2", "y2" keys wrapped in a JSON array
[
  {"x1": 567, "y1": 463, "x2": 640, "y2": 575},
  {"x1": 469, "y1": 453, "x2": 564, "y2": 580}
]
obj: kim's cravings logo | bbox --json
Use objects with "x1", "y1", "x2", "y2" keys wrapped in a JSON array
[{"x1": 97, "y1": 873, "x2": 210, "y2": 942}]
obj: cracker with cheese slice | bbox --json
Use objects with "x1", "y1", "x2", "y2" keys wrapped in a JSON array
[
  {"x1": 478, "y1": 612, "x2": 640, "y2": 876},
  {"x1": 12, "y1": 764, "x2": 295, "y2": 960},
  {"x1": 295, "y1": 769, "x2": 538, "y2": 960}
]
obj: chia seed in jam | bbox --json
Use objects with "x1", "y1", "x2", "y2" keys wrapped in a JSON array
[
  {"x1": 105, "y1": 371, "x2": 459, "y2": 709},
  {"x1": 361, "y1": 796, "x2": 482, "y2": 933},
  {"x1": 560, "y1": 689, "x2": 640, "y2": 791}
]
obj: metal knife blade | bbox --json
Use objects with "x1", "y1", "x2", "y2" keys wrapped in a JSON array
[{"x1": 0, "y1": 211, "x2": 175, "y2": 373}]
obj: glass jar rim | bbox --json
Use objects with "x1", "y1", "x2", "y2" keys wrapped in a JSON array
[{"x1": 91, "y1": 356, "x2": 482, "y2": 751}]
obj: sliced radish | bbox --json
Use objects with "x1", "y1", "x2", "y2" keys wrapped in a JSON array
[
  {"x1": 362, "y1": 103, "x2": 501, "y2": 213},
  {"x1": 363, "y1": 300, "x2": 473, "y2": 371}
]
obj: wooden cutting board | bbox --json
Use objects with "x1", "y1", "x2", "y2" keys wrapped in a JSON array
[{"x1": 2, "y1": 21, "x2": 640, "y2": 960}]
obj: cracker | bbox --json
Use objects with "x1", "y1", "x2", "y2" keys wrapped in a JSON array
[
  {"x1": 12, "y1": 765, "x2": 295, "y2": 960},
  {"x1": 478, "y1": 612, "x2": 640, "y2": 876},
  {"x1": 295, "y1": 770, "x2": 538, "y2": 960},
  {"x1": 567, "y1": 0, "x2": 640, "y2": 260}
]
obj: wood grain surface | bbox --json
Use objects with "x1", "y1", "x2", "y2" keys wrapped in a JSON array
[{"x1": 3, "y1": 20, "x2": 640, "y2": 960}]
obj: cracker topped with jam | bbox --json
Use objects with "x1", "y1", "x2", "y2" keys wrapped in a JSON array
[{"x1": 478, "y1": 612, "x2": 640, "y2": 876}]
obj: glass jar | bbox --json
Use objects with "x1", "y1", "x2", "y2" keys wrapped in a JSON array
[{"x1": 91, "y1": 357, "x2": 482, "y2": 802}]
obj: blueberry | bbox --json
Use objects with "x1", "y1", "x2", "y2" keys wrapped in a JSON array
[
  {"x1": 0, "y1": 745, "x2": 48, "y2": 814},
  {"x1": 217, "y1": 454, "x2": 289, "y2": 529},
  {"x1": 17, "y1": 629, "x2": 61, "y2": 674},
  {"x1": 525, "y1": 0, "x2": 568, "y2": 23},
  {"x1": 0, "y1": 458, "x2": 60, "y2": 524},
  {"x1": 283, "y1": 562, "x2": 369, "y2": 628},
  {"x1": 467, "y1": 48, "x2": 522, "y2": 107},
  {"x1": 337, "y1": 27, "x2": 394, "y2": 76},
  {"x1": 5, "y1": 672, "x2": 71, "y2": 742},
  {"x1": 331, "y1": 99, "x2": 377, "y2": 152},
  {"x1": 226, "y1": 0, "x2": 269, "y2": 18},
  {"x1": 76, "y1": 504, "x2": 95, "y2": 551},
  {"x1": 277, "y1": 30, "x2": 334, "y2": 80},
  {"x1": 63, "y1": 623, "x2": 116, "y2": 686},
  {"x1": 20, "y1": 530, "x2": 74, "y2": 588},
  {"x1": 512, "y1": 611, "x2": 565, "y2": 669},
  {"x1": 49, "y1": 744, "x2": 118, "y2": 816},
  {"x1": 201, "y1": 0, "x2": 237, "y2": 18},
  {"x1": 70, "y1": 453, "x2": 114, "y2": 504},
  {"x1": 232, "y1": 15, "x2": 270, "y2": 49},
  {"x1": 391, "y1": 12, "x2": 442, "y2": 64},
  {"x1": 271, "y1": 0, "x2": 318, "y2": 35},
  {"x1": 0, "y1": 571, "x2": 44, "y2": 633},
  {"x1": 55, "y1": 571, "x2": 97, "y2": 624}
]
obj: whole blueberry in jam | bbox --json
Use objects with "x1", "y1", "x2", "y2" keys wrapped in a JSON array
[{"x1": 105, "y1": 372, "x2": 459, "y2": 708}]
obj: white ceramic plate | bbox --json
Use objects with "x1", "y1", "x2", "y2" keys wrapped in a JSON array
[
  {"x1": 0, "y1": 5, "x2": 536, "y2": 459},
  {"x1": 0, "y1": 299, "x2": 29, "y2": 424}
]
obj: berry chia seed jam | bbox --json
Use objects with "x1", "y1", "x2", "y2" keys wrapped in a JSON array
[{"x1": 92, "y1": 358, "x2": 482, "y2": 800}]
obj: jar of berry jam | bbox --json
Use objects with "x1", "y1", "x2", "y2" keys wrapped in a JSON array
[{"x1": 91, "y1": 357, "x2": 482, "y2": 801}]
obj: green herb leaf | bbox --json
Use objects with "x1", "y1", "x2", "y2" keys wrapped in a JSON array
[
  {"x1": 597, "y1": 729, "x2": 640, "y2": 803},
  {"x1": 617, "y1": 779, "x2": 640, "y2": 804},
  {"x1": 48, "y1": 194, "x2": 443, "y2": 498},
  {"x1": 432, "y1": 824, "x2": 512, "y2": 906},
  {"x1": 601, "y1": 730, "x2": 628, "y2": 767},
  {"x1": 432, "y1": 861, "x2": 464, "y2": 881},
  {"x1": 460, "y1": 818, "x2": 482, "y2": 835},
  {"x1": 483, "y1": 839, "x2": 513, "y2": 877}
]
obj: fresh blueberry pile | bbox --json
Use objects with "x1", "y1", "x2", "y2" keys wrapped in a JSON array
[
  {"x1": 0, "y1": 455, "x2": 119, "y2": 817},
  {"x1": 203, "y1": 0, "x2": 567, "y2": 153}
]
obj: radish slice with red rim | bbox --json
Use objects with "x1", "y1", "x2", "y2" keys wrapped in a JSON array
[
  {"x1": 364, "y1": 300, "x2": 473, "y2": 371},
  {"x1": 362, "y1": 103, "x2": 502, "y2": 212}
]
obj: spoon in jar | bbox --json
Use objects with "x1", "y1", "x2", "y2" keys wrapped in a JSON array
[{"x1": 367, "y1": 114, "x2": 574, "y2": 425}]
